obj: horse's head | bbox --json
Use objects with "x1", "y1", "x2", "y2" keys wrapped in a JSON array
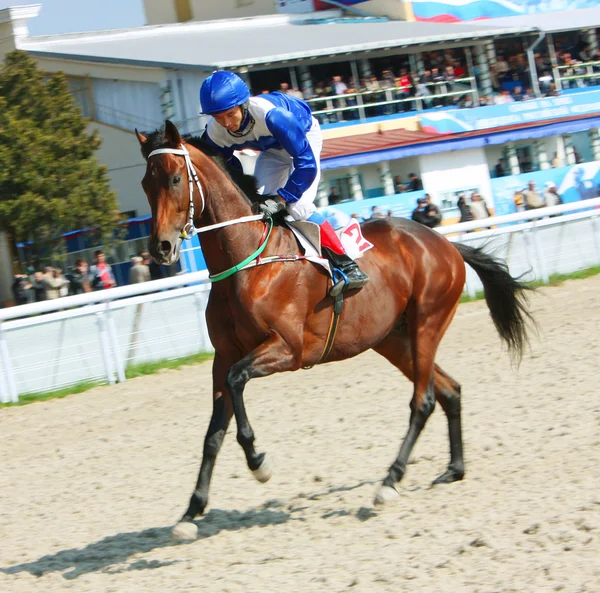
[{"x1": 136, "y1": 120, "x2": 199, "y2": 265}]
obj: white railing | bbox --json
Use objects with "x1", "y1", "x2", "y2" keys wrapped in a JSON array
[
  {"x1": 306, "y1": 77, "x2": 476, "y2": 122},
  {"x1": 439, "y1": 198, "x2": 600, "y2": 297},
  {"x1": 0, "y1": 271, "x2": 212, "y2": 404},
  {"x1": 1, "y1": 199, "x2": 598, "y2": 403},
  {"x1": 554, "y1": 60, "x2": 600, "y2": 90}
]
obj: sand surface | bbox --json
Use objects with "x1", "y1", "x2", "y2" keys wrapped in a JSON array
[{"x1": 1, "y1": 277, "x2": 599, "y2": 593}]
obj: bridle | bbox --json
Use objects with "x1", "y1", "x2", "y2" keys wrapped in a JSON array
[
  {"x1": 147, "y1": 144, "x2": 205, "y2": 239},
  {"x1": 147, "y1": 144, "x2": 263, "y2": 239}
]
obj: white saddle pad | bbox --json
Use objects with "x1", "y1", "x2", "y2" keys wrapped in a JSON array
[{"x1": 285, "y1": 219, "x2": 374, "y2": 277}]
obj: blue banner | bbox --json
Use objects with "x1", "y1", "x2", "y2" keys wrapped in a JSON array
[
  {"x1": 321, "y1": 191, "x2": 425, "y2": 223},
  {"x1": 420, "y1": 90, "x2": 600, "y2": 134},
  {"x1": 490, "y1": 161, "x2": 600, "y2": 216}
]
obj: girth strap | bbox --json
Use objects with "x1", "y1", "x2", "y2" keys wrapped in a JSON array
[
  {"x1": 304, "y1": 289, "x2": 344, "y2": 369},
  {"x1": 317, "y1": 291, "x2": 344, "y2": 364}
]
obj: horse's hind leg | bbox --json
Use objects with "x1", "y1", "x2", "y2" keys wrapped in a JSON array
[
  {"x1": 375, "y1": 331, "x2": 464, "y2": 488},
  {"x1": 431, "y1": 366, "x2": 464, "y2": 485},
  {"x1": 372, "y1": 302, "x2": 462, "y2": 504}
]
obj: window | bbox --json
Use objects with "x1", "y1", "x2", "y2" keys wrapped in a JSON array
[
  {"x1": 438, "y1": 187, "x2": 480, "y2": 212},
  {"x1": 516, "y1": 146, "x2": 534, "y2": 173}
]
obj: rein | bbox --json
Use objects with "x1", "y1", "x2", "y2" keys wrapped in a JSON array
[{"x1": 147, "y1": 143, "x2": 276, "y2": 282}]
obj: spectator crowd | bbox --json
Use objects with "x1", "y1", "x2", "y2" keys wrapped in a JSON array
[
  {"x1": 256, "y1": 32, "x2": 600, "y2": 122},
  {"x1": 11, "y1": 250, "x2": 157, "y2": 307}
]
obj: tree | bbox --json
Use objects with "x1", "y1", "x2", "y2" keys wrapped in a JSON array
[{"x1": 0, "y1": 50, "x2": 123, "y2": 265}]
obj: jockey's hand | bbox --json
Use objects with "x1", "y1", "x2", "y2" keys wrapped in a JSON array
[{"x1": 253, "y1": 195, "x2": 287, "y2": 219}]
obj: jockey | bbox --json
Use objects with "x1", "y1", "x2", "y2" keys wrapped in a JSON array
[{"x1": 199, "y1": 70, "x2": 368, "y2": 293}]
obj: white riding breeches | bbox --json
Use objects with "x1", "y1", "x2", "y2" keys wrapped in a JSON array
[{"x1": 254, "y1": 117, "x2": 322, "y2": 221}]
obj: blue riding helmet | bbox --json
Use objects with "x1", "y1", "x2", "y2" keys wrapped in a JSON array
[{"x1": 199, "y1": 71, "x2": 251, "y2": 115}]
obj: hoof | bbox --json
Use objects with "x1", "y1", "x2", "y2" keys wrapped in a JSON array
[
  {"x1": 432, "y1": 467, "x2": 465, "y2": 485},
  {"x1": 373, "y1": 484, "x2": 399, "y2": 506},
  {"x1": 171, "y1": 521, "x2": 198, "y2": 541},
  {"x1": 252, "y1": 454, "x2": 272, "y2": 483}
]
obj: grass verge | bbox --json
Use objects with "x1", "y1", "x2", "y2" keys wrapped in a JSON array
[{"x1": 0, "y1": 352, "x2": 213, "y2": 409}]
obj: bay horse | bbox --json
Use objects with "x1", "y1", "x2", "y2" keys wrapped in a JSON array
[{"x1": 136, "y1": 121, "x2": 533, "y2": 540}]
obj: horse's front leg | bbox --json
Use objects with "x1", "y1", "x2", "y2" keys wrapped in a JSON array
[
  {"x1": 172, "y1": 353, "x2": 234, "y2": 540},
  {"x1": 227, "y1": 333, "x2": 298, "y2": 482}
]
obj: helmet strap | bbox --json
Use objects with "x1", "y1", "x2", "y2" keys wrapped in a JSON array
[{"x1": 228, "y1": 101, "x2": 254, "y2": 138}]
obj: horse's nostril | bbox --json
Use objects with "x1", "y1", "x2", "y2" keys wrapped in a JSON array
[{"x1": 160, "y1": 240, "x2": 172, "y2": 254}]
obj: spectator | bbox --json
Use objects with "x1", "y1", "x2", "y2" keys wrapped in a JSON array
[
  {"x1": 328, "y1": 187, "x2": 341, "y2": 205},
  {"x1": 44, "y1": 266, "x2": 68, "y2": 300},
  {"x1": 407, "y1": 173, "x2": 423, "y2": 191},
  {"x1": 495, "y1": 90, "x2": 514, "y2": 104},
  {"x1": 514, "y1": 190, "x2": 526, "y2": 212},
  {"x1": 545, "y1": 82, "x2": 559, "y2": 97},
  {"x1": 543, "y1": 181, "x2": 563, "y2": 208},
  {"x1": 512, "y1": 85, "x2": 524, "y2": 101},
  {"x1": 469, "y1": 192, "x2": 491, "y2": 220},
  {"x1": 12, "y1": 274, "x2": 31, "y2": 306},
  {"x1": 138, "y1": 250, "x2": 163, "y2": 281},
  {"x1": 457, "y1": 195, "x2": 474, "y2": 223},
  {"x1": 495, "y1": 55, "x2": 510, "y2": 78},
  {"x1": 521, "y1": 154, "x2": 533, "y2": 173},
  {"x1": 523, "y1": 181, "x2": 546, "y2": 210},
  {"x1": 523, "y1": 87, "x2": 536, "y2": 101},
  {"x1": 30, "y1": 271, "x2": 48, "y2": 302},
  {"x1": 129, "y1": 255, "x2": 151, "y2": 284},
  {"x1": 495, "y1": 158, "x2": 506, "y2": 177},
  {"x1": 552, "y1": 152, "x2": 563, "y2": 168},
  {"x1": 56, "y1": 268, "x2": 70, "y2": 298},
  {"x1": 290, "y1": 87, "x2": 304, "y2": 100},
  {"x1": 68, "y1": 259, "x2": 92, "y2": 295},
  {"x1": 393, "y1": 175, "x2": 406, "y2": 193},
  {"x1": 424, "y1": 193, "x2": 442, "y2": 227},
  {"x1": 411, "y1": 196, "x2": 442, "y2": 228},
  {"x1": 332, "y1": 75, "x2": 348, "y2": 96},
  {"x1": 90, "y1": 250, "x2": 116, "y2": 290},
  {"x1": 370, "y1": 205, "x2": 386, "y2": 219}
]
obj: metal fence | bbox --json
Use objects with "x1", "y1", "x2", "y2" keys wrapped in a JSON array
[
  {"x1": 306, "y1": 77, "x2": 476, "y2": 123},
  {"x1": 1, "y1": 198, "x2": 599, "y2": 403}
]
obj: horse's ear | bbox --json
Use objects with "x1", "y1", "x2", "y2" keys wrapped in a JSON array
[
  {"x1": 135, "y1": 129, "x2": 147, "y2": 146},
  {"x1": 164, "y1": 120, "x2": 182, "y2": 146}
]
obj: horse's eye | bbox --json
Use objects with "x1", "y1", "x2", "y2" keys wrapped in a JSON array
[{"x1": 172, "y1": 175, "x2": 181, "y2": 186}]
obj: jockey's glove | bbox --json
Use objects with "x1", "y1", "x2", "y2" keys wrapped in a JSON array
[{"x1": 253, "y1": 196, "x2": 287, "y2": 219}]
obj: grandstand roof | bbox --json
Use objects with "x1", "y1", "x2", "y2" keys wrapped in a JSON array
[{"x1": 18, "y1": 10, "x2": 538, "y2": 71}]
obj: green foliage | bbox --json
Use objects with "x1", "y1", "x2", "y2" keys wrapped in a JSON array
[{"x1": 0, "y1": 50, "x2": 123, "y2": 264}]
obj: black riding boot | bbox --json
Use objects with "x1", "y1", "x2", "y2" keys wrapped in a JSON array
[{"x1": 322, "y1": 247, "x2": 369, "y2": 295}]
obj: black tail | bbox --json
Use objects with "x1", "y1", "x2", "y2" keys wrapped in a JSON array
[{"x1": 454, "y1": 243, "x2": 535, "y2": 363}]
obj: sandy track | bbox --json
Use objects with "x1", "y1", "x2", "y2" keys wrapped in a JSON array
[{"x1": 1, "y1": 277, "x2": 599, "y2": 593}]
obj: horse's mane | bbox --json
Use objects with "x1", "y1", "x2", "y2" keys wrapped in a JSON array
[{"x1": 141, "y1": 129, "x2": 262, "y2": 205}]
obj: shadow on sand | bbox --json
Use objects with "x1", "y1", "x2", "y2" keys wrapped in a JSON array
[
  {"x1": 1, "y1": 479, "x2": 381, "y2": 581},
  {"x1": 0, "y1": 506, "x2": 290, "y2": 580}
]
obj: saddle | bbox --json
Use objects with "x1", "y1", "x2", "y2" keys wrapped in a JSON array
[{"x1": 284, "y1": 218, "x2": 373, "y2": 279}]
